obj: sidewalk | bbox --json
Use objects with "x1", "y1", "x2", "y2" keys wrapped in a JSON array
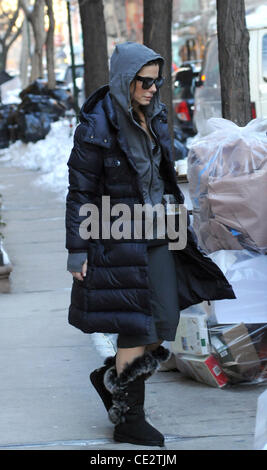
[{"x1": 0, "y1": 162, "x2": 263, "y2": 451}]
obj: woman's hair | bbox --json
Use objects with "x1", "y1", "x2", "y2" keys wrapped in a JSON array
[
  {"x1": 132, "y1": 107, "x2": 145, "y2": 126},
  {"x1": 144, "y1": 59, "x2": 162, "y2": 68}
]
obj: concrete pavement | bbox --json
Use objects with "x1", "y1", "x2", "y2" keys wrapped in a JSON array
[{"x1": 0, "y1": 161, "x2": 264, "y2": 451}]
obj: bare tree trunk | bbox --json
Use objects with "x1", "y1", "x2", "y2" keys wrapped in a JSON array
[
  {"x1": 45, "y1": 0, "x2": 56, "y2": 89},
  {"x1": 143, "y1": 0, "x2": 173, "y2": 138},
  {"x1": 0, "y1": 47, "x2": 8, "y2": 73},
  {"x1": 30, "y1": 0, "x2": 45, "y2": 81},
  {"x1": 19, "y1": 18, "x2": 30, "y2": 89},
  {"x1": 78, "y1": 0, "x2": 109, "y2": 98},
  {"x1": 19, "y1": 0, "x2": 46, "y2": 81},
  {"x1": 216, "y1": 0, "x2": 252, "y2": 126}
]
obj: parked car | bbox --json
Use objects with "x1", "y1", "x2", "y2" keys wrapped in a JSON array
[
  {"x1": 172, "y1": 61, "x2": 202, "y2": 137},
  {"x1": 63, "y1": 64, "x2": 85, "y2": 108},
  {"x1": 193, "y1": 10, "x2": 267, "y2": 135}
]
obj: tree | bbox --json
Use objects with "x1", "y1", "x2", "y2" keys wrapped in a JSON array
[
  {"x1": 19, "y1": 0, "x2": 56, "y2": 87},
  {"x1": 45, "y1": 0, "x2": 56, "y2": 89},
  {"x1": 143, "y1": 0, "x2": 173, "y2": 136},
  {"x1": 0, "y1": 1, "x2": 22, "y2": 73},
  {"x1": 19, "y1": 0, "x2": 46, "y2": 82},
  {"x1": 78, "y1": 0, "x2": 109, "y2": 98},
  {"x1": 216, "y1": 0, "x2": 252, "y2": 126}
]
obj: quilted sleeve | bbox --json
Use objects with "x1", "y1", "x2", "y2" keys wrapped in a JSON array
[{"x1": 65, "y1": 123, "x2": 103, "y2": 253}]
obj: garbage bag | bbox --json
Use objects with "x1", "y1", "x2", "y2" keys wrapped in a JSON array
[
  {"x1": 16, "y1": 111, "x2": 51, "y2": 143},
  {"x1": 187, "y1": 118, "x2": 267, "y2": 254},
  {"x1": 19, "y1": 79, "x2": 49, "y2": 99},
  {"x1": 48, "y1": 88, "x2": 74, "y2": 110},
  {"x1": 0, "y1": 104, "x2": 18, "y2": 148},
  {"x1": 0, "y1": 108, "x2": 10, "y2": 149},
  {"x1": 208, "y1": 249, "x2": 267, "y2": 325},
  {"x1": 19, "y1": 94, "x2": 65, "y2": 121},
  {"x1": 19, "y1": 79, "x2": 75, "y2": 111}
]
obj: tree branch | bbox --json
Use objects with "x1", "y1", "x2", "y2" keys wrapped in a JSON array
[
  {"x1": 3, "y1": 7, "x2": 20, "y2": 42},
  {"x1": 6, "y1": 24, "x2": 23, "y2": 50}
]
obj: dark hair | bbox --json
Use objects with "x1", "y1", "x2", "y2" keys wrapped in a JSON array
[
  {"x1": 143, "y1": 59, "x2": 162, "y2": 68},
  {"x1": 132, "y1": 106, "x2": 146, "y2": 126}
]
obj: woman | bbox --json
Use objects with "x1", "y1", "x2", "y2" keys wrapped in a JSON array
[{"x1": 65, "y1": 42, "x2": 235, "y2": 447}]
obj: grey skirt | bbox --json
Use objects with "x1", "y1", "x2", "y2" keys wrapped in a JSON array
[{"x1": 117, "y1": 243, "x2": 180, "y2": 348}]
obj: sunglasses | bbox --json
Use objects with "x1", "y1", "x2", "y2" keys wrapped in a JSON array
[{"x1": 135, "y1": 75, "x2": 165, "y2": 90}]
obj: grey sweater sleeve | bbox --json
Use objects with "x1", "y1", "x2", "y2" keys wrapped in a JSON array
[{"x1": 67, "y1": 252, "x2": 87, "y2": 272}]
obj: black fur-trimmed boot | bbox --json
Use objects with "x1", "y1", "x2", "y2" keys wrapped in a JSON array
[
  {"x1": 90, "y1": 356, "x2": 116, "y2": 411},
  {"x1": 103, "y1": 346, "x2": 171, "y2": 447}
]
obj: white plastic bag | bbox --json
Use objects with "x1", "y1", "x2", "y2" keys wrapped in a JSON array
[{"x1": 187, "y1": 118, "x2": 267, "y2": 254}]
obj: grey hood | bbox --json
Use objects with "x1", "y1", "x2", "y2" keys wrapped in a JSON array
[
  {"x1": 108, "y1": 42, "x2": 166, "y2": 218},
  {"x1": 109, "y1": 41, "x2": 164, "y2": 117}
]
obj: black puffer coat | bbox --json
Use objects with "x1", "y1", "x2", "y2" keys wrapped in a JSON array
[{"x1": 65, "y1": 85, "x2": 236, "y2": 336}]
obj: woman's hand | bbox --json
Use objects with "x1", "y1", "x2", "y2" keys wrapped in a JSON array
[{"x1": 71, "y1": 259, "x2": 88, "y2": 281}]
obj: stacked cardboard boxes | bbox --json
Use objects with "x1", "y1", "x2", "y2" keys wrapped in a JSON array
[
  {"x1": 209, "y1": 323, "x2": 262, "y2": 383},
  {"x1": 170, "y1": 302, "x2": 263, "y2": 388},
  {"x1": 170, "y1": 302, "x2": 229, "y2": 388}
]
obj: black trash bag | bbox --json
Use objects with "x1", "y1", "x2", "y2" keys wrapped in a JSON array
[
  {"x1": 6, "y1": 104, "x2": 19, "y2": 143},
  {"x1": 19, "y1": 94, "x2": 65, "y2": 121},
  {"x1": 16, "y1": 111, "x2": 51, "y2": 143},
  {"x1": 47, "y1": 88, "x2": 75, "y2": 110},
  {"x1": 0, "y1": 111, "x2": 9, "y2": 149},
  {"x1": 19, "y1": 79, "x2": 49, "y2": 99},
  {"x1": 0, "y1": 104, "x2": 18, "y2": 149}
]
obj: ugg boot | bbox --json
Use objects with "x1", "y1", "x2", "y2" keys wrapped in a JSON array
[
  {"x1": 90, "y1": 355, "x2": 116, "y2": 411},
  {"x1": 103, "y1": 346, "x2": 171, "y2": 447}
]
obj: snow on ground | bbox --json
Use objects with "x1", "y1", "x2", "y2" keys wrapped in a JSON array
[{"x1": 0, "y1": 118, "x2": 75, "y2": 202}]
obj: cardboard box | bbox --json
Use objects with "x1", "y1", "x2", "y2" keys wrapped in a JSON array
[
  {"x1": 171, "y1": 309, "x2": 210, "y2": 356},
  {"x1": 210, "y1": 323, "x2": 261, "y2": 382},
  {"x1": 175, "y1": 354, "x2": 229, "y2": 388}
]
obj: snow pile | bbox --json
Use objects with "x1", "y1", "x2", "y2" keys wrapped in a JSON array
[
  {"x1": 0, "y1": 118, "x2": 75, "y2": 201},
  {"x1": 2, "y1": 87, "x2": 21, "y2": 105}
]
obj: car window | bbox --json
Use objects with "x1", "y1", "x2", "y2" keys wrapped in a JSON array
[
  {"x1": 263, "y1": 34, "x2": 267, "y2": 82},
  {"x1": 75, "y1": 66, "x2": 84, "y2": 79},
  {"x1": 64, "y1": 65, "x2": 84, "y2": 84}
]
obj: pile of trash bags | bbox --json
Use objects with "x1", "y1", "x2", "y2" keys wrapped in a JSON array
[{"x1": 0, "y1": 79, "x2": 75, "y2": 147}]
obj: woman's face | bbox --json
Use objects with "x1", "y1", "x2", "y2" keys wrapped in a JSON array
[{"x1": 130, "y1": 63, "x2": 160, "y2": 107}]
